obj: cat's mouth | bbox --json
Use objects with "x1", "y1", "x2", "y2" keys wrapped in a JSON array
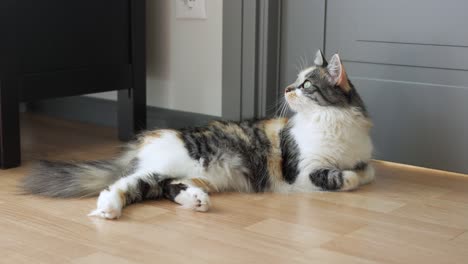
[
  {"x1": 285, "y1": 89, "x2": 297, "y2": 97},
  {"x1": 285, "y1": 88, "x2": 323, "y2": 112},
  {"x1": 284, "y1": 89, "x2": 304, "y2": 112},
  {"x1": 286, "y1": 87, "x2": 308, "y2": 99},
  {"x1": 285, "y1": 89, "x2": 299, "y2": 104}
]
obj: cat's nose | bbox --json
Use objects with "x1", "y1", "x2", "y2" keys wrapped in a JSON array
[{"x1": 285, "y1": 85, "x2": 295, "y2": 93}]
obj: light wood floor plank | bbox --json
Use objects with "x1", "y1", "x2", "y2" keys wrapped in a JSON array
[
  {"x1": 322, "y1": 235, "x2": 465, "y2": 264},
  {"x1": 245, "y1": 218, "x2": 338, "y2": 247},
  {"x1": 298, "y1": 248, "x2": 380, "y2": 264},
  {"x1": 307, "y1": 191, "x2": 405, "y2": 213},
  {"x1": 391, "y1": 198, "x2": 468, "y2": 229}
]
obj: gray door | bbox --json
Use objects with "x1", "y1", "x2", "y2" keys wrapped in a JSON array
[
  {"x1": 279, "y1": 0, "x2": 326, "y2": 91},
  {"x1": 279, "y1": 0, "x2": 468, "y2": 173}
]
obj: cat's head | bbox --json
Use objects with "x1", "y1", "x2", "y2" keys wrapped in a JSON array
[{"x1": 284, "y1": 50, "x2": 367, "y2": 115}]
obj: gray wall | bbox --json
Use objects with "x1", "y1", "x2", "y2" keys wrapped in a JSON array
[
  {"x1": 279, "y1": 0, "x2": 468, "y2": 173},
  {"x1": 90, "y1": 0, "x2": 223, "y2": 117}
]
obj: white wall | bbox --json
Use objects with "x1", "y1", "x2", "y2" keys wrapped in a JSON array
[{"x1": 90, "y1": 0, "x2": 223, "y2": 117}]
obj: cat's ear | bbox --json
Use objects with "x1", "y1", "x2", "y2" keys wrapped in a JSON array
[
  {"x1": 314, "y1": 49, "x2": 328, "y2": 66},
  {"x1": 327, "y1": 54, "x2": 351, "y2": 92}
]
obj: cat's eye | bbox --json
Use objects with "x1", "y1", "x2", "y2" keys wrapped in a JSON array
[{"x1": 303, "y1": 81, "x2": 312, "y2": 89}]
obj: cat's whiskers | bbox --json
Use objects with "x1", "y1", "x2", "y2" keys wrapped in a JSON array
[
  {"x1": 278, "y1": 99, "x2": 290, "y2": 118},
  {"x1": 276, "y1": 100, "x2": 285, "y2": 117},
  {"x1": 267, "y1": 97, "x2": 286, "y2": 113}
]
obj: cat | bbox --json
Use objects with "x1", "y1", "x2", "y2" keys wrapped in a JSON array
[{"x1": 22, "y1": 50, "x2": 374, "y2": 219}]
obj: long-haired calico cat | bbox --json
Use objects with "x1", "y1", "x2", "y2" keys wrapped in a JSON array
[{"x1": 22, "y1": 51, "x2": 374, "y2": 219}]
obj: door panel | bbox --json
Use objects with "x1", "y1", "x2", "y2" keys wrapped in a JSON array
[
  {"x1": 326, "y1": 0, "x2": 468, "y2": 173},
  {"x1": 279, "y1": 0, "x2": 325, "y2": 90},
  {"x1": 355, "y1": 75, "x2": 468, "y2": 173},
  {"x1": 326, "y1": 0, "x2": 468, "y2": 70}
]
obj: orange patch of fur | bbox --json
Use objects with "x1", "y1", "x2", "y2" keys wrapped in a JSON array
[
  {"x1": 117, "y1": 189, "x2": 127, "y2": 206},
  {"x1": 137, "y1": 129, "x2": 182, "y2": 148},
  {"x1": 191, "y1": 178, "x2": 218, "y2": 193},
  {"x1": 262, "y1": 118, "x2": 288, "y2": 186},
  {"x1": 338, "y1": 67, "x2": 351, "y2": 93},
  {"x1": 286, "y1": 92, "x2": 297, "y2": 99},
  {"x1": 144, "y1": 130, "x2": 164, "y2": 138}
]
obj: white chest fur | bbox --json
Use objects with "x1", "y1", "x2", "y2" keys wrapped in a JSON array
[{"x1": 289, "y1": 109, "x2": 373, "y2": 189}]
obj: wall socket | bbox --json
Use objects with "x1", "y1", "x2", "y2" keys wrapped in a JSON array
[{"x1": 176, "y1": 0, "x2": 207, "y2": 20}]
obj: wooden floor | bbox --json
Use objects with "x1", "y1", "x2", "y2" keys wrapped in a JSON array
[{"x1": 1, "y1": 114, "x2": 468, "y2": 264}]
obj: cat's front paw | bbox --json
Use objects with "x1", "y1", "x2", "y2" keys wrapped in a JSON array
[
  {"x1": 88, "y1": 189, "x2": 123, "y2": 219},
  {"x1": 340, "y1": 171, "x2": 360, "y2": 191},
  {"x1": 359, "y1": 165, "x2": 375, "y2": 185},
  {"x1": 175, "y1": 187, "x2": 211, "y2": 212}
]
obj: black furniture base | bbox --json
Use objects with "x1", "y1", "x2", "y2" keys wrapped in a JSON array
[
  {"x1": 0, "y1": 80, "x2": 21, "y2": 168},
  {"x1": 0, "y1": 86, "x2": 146, "y2": 169},
  {"x1": 0, "y1": 0, "x2": 146, "y2": 169}
]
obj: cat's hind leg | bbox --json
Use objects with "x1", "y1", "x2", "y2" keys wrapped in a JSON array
[
  {"x1": 160, "y1": 178, "x2": 214, "y2": 212},
  {"x1": 88, "y1": 175, "x2": 214, "y2": 219},
  {"x1": 88, "y1": 172, "x2": 163, "y2": 219}
]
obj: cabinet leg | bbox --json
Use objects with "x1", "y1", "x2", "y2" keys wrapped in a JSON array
[
  {"x1": 117, "y1": 88, "x2": 146, "y2": 141},
  {"x1": 118, "y1": 0, "x2": 147, "y2": 141},
  {"x1": 0, "y1": 80, "x2": 21, "y2": 169}
]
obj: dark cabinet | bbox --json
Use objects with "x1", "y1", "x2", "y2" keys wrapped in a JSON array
[{"x1": 0, "y1": 0, "x2": 146, "y2": 168}]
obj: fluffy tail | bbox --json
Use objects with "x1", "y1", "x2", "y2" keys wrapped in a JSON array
[{"x1": 21, "y1": 150, "x2": 138, "y2": 198}]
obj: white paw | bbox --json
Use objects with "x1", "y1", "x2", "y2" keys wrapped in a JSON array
[
  {"x1": 174, "y1": 187, "x2": 211, "y2": 212},
  {"x1": 88, "y1": 189, "x2": 124, "y2": 219},
  {"x1": 341, "y1": 171, "x2": 360, "y2": 191},
  {"x1": 359, "y1": 165, "x2": 375, "y2": 185}
]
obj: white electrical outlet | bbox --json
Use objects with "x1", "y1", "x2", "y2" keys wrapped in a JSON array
[{"x1": 176, "y1": 0, "x2": 207, "y2": 19}]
